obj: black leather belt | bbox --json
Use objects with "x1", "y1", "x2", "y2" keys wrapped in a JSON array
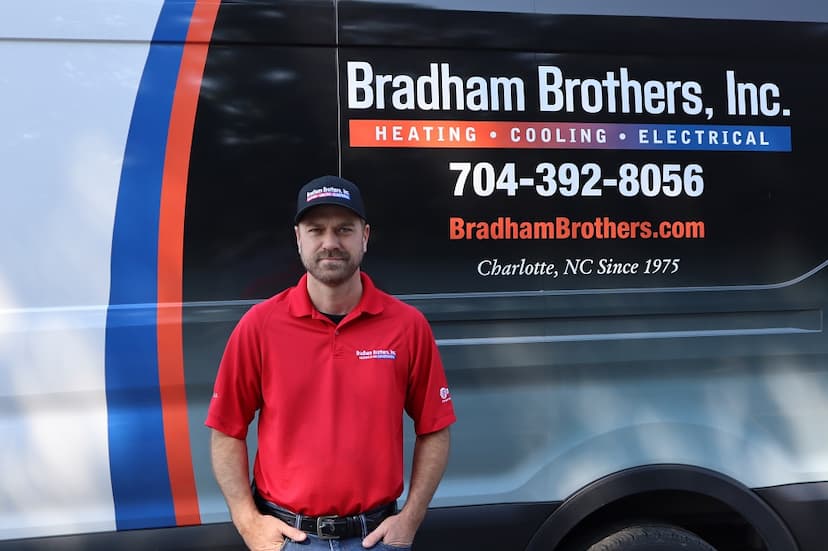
[{"x1": 253, "y1": 488, "x2": 396, "y2": 540}]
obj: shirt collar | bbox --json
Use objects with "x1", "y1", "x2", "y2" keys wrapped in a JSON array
[{"x1": 287, "y1": 271, "x2": 384, "y2": 319}]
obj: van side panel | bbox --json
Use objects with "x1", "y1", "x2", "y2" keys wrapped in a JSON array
[
  {"x1": 106, "y1": 0, "x2": 219, "y2": 530},
  {"x1": 0, "y1": 0, "x2": 165, "y2": 541}
]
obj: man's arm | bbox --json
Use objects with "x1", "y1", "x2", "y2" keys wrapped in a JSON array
[
  {"x1": 362, "y1": 426, "x2": 451, "y2": 548},
  {"x1": 210, "y1": 429, "x2": 306, "y2": 550}
]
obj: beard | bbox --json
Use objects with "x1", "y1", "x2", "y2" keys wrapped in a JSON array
[{"x1": 302, "y1": 248, "x2": 363, "y2": 286}]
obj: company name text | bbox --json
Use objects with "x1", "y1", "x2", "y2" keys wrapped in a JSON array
[{"x1": 347, "y1": 61, "x2": 790, "y2": 118}]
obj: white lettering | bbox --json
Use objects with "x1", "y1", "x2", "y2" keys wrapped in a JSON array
[
  {"x1": 347, "y1": 61, "x2": 525, "y2": 112},
  {"x1": 539, "y1": 65, "x2": 704, "y2": 116}
]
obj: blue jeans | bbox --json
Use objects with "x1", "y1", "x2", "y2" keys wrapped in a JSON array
[{"x1": 284, "y1": 536, "x2": 411, "y2": 551}]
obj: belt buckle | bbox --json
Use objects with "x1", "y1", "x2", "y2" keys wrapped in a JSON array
[{"x1": 316, "y1": 515, "x2": 340, "y2": 539}]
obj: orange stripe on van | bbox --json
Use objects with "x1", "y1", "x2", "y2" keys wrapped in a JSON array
[{"x1": 157, "y1": 0, "x2": 220, "y2": 526}]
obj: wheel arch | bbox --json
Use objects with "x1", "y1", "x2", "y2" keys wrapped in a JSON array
[{"x1": 524, "y1": 463, "x2": 798, "y2": 551}]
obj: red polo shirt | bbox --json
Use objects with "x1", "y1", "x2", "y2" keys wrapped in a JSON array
[{"x1": 206, "y1": 272, "x2": 456, "y2": 516}]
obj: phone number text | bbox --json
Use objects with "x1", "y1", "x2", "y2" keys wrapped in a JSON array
[{"x1": 450, "y1": 161, "x2": 704, "y2": 198}]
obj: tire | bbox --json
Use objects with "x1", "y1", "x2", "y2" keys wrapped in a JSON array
[{"x1": 585, "y1": 524, "x2": 717, "y2": 551}]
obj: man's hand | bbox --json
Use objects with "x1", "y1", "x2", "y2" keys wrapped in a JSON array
[
  {"x1": 362, "y1": 428, "x2": 451, "y2": 548},
  {"x1": 362, "y1": 513, "x2": 417, "y2": 549},
  {"x1": 236, "y1": 510, "x2": 307, "y2": 551},
  {"x1": 210, "y1": 431, "x2": 307, "y2": 551}
]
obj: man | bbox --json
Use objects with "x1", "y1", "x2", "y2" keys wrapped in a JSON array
[{"x1": 206, "y1": 175, "x2": 456, "y2": 551}]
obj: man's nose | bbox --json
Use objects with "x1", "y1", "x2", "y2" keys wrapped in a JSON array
[{"x1": 320, "y1": 228, "x2": 340, "y2": 249}]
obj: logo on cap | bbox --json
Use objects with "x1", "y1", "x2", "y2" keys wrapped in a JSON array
[{"x1": 307, "y1": 186, "x2": 351, "y2": 203}]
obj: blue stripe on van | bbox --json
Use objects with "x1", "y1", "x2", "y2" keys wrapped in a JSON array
[{"x1": 105, "y1": 0, "x2": 197, "y2": 531}]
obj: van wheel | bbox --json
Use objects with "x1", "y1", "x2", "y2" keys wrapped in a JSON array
[{"x1": 585, "y1": 524, "x2": 717, "y2": 551}]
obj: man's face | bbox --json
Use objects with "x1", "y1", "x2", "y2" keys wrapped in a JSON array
[{"x1": 295, "y1": 205, "x2": 370, "y2": 287}]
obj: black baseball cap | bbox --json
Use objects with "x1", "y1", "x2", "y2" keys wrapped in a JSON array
[{"x1": 295, "y1": 175, "x2": 367, "y2": 223}]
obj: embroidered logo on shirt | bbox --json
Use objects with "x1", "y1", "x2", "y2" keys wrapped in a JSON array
[
  {"x1": 440, "y1": 387, "x2": 452, "y2": 403},
  {"x1": 356, "y1": 349, "x2": 397, "y2": 360}
]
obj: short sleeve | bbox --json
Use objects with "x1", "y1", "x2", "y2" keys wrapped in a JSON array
[
  {"x1": 404, "y1": 311, "x2": 457, "y2": 435},
  {"x1": 205, "y1": 305, "x2": 265, "y2": 439}
]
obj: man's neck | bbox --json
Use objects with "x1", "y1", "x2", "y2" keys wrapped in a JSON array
[{"x1": 306, "y1": 271, "x2": 363, "y2": 315}]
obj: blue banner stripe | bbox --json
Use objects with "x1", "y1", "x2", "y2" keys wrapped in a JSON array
[
  {"x1": 622, "y1": 124, "x2": 791, "y2": 151},
  {"x1": 105, "y1": 0, "x2": 196, "y2": 531}
]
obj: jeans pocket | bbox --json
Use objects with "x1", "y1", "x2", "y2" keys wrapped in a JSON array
[{"x1": 376, "y1": 543, "x2": 412, "y2": 551}]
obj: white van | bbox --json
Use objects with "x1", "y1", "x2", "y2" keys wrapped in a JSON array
[{"x1": 2, "y1": 1, "x2": 827, "y2": 549}]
